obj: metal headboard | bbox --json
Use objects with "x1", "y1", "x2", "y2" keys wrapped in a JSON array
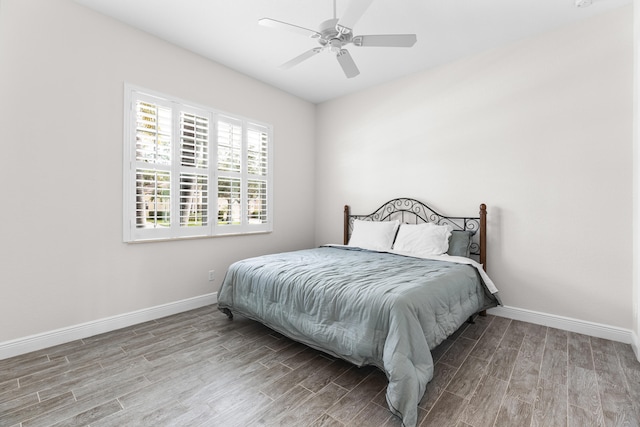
[{"x1": 343, "y1": 198, "x2": 487, "y2": 269}]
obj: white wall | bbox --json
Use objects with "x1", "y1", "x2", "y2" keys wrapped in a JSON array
[
  {"x1": 634, "y1": 0, "x2": 640, "y2": 355},
  {"x1": 0, "y1": 0, "x2": 316, "y2": 343},
  {"x1": 0, "y1": 0, "x2": 635, "y2": 355},
  {"x1": 316, "y1": 6, "x2": 634, "y2": 330}
]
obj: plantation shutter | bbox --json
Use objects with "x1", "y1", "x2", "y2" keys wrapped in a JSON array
[
  {"x1": 177, "y1": 108, "x2": 211, "y2": 237},
  {"x1": 217, "y1": 117, "x2": 243, "y2": 227},
  {"x1": 215, "y1": 118, "x2": 272, "y2": 234},
  {"x1": 123, "y1": 84, "x2": 272, "y2": 242},
  {"x1": 247, "y1": 123, "x2": 269, "y2": 225},
  {"x1": 130, "y1": 96, "x2": 173, "y2": 240}
]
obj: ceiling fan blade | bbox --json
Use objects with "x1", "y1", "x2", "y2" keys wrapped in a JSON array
[
  {"x1": 336, "y1": 49, "x2": 360, "y2": 78},
  {"x1": 279, "y1": 47, "x2": 323, "y2": 70},
  {"x1": 336, "y1": 0, "x2": 374, "y2": 34},
  {"x1": 259, "y1": 18, "x2": 321, "y2": 39},
  {"x1": 352, "y1": 34, "x2": 417, "y2": 47}
]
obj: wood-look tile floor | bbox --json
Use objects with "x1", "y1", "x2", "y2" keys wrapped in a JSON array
[{"x1": 1, "y1": 305, "x2": 639, "y2": 427}]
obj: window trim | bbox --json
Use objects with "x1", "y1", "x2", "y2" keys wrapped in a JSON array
[{"x1": 123, "y1": 83, "x2": 273, "y2": 242}]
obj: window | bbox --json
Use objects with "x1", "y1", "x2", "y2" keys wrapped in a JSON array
[{"x1": 123, "y1": 84, "x2": 273, "y2": 242}]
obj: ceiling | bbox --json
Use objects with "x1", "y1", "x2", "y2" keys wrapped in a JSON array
[{"x1": 74, "y1": 0, "x2": 631, "y2": 104}]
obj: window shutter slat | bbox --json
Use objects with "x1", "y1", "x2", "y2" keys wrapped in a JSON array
[
  {"x1": 217, "y1": 120, "x2": 242, "y2": 173},
  {"x1": 135, "y1": 101, "x2": 172, "y2": 165},
  {"x1": 180, "y1": 112, "x2": 209, "y2": 168},
  {"x1": 135, "y1": 169, "x2": 171, "y2": 229},
  {"x1": 217, "y1": 177, "x2": 241, "y2": 225},
  {"x1": 180, "y1": 173, "x2": 208, "y2": 227},
  {"x1": 248, "y1": 179, "x2": 268, "y2": 224},
  {"x1": 247, "y1": 128, "x2": 268, "y2": 177}
]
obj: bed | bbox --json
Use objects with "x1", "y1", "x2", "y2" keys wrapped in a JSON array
[{"x1": 217, "y1": 198, "x2": 500, "y2": 427}]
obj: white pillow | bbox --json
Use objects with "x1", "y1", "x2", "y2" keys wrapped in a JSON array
[
  {"x1": 348, "y1": 220, "x2": 400, "y2": 251},
  {"x1": 393, "y1": 223, "x2": 453, "y2": 256}
]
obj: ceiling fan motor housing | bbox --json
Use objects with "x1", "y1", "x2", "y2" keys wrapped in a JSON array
[{"x1": 317, "y1": 18, "x2": 352, "y2": 51}]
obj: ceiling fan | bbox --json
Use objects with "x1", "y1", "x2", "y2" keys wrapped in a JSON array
[{"x1": 258, "y1": 0, "x2": 417, "y2": 78}]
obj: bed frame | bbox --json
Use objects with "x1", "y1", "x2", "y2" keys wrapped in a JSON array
[
  {"x1": 344, "y1": 197, "x2": 487, "y2": 271},
  {"x1": 219, "y1": 198, "x2": 495, "y2": 425}
]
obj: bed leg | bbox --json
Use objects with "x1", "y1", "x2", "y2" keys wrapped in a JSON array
[
  {"x1": 479, "y1": 310, "x2": 487, "y2": 317},
  {"x1": 221, "y1": 308, "x2": 234, "y2": 320},
  {"x1": 467, "y1": 316, "x2": 475, "y2": 324}
]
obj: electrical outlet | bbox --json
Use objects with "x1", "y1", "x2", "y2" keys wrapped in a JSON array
[{"x1": 208, "y1": 270, "x2": 215, "y2": 281}]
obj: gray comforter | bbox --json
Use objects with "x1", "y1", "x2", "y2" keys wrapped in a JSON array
[{"x1": 217, "y1": 246, "x2": 498, "y2": 427}]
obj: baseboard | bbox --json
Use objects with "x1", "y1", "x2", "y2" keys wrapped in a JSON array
[
  {"x1": 0, "y1": 292, "x2": 218, "y2": 361},
  {"x1": 632, "y1": 332, "x2": 640, "y2": 362},
  {"x1": 488, "y1": 305, "x2": 634, "y2": 344},
  {"x1": 2, "y1": 298, "x2": 636, "y2": 362}
]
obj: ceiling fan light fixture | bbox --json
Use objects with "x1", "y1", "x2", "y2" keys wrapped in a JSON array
[
  {"x1": 330, "y1": 38, "x2": 342, "y2": 53},
  {"x1": 575, "y1": 0, "x2": 593, "y2": 7}
]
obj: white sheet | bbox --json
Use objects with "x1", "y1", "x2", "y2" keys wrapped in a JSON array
[{"x1": 389, "y1": 250, "x2": 499, "y2": 294}]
